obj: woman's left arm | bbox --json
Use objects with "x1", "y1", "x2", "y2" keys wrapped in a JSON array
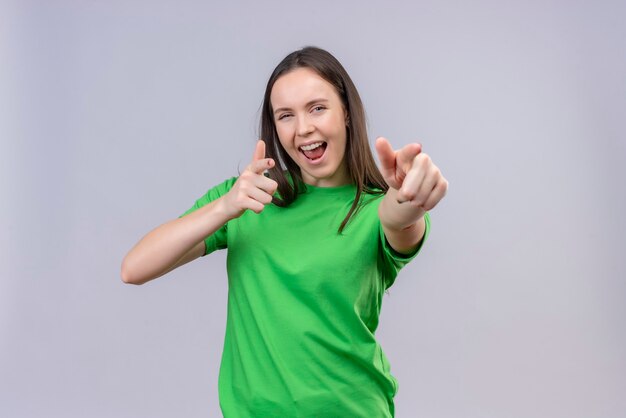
[{"x1": 375, "y1": 137, "x2": 449, "y2": 255}]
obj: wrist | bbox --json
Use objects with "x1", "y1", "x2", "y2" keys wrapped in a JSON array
[{"x1": 213, "y1": 196, "x2": 238, "y2": 222}]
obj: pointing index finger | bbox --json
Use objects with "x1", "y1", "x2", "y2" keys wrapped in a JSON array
[
  {"x1": 375, "y1": 137, "x2": 397, "y2": 177},
  {"x1": 397, "y1": 143, "x2": 422, "y2": 170}
]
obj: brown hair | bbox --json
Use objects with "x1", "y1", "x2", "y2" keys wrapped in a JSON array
[{"x1": 260, "y1": 46, "x2": 388, "y2": 233}]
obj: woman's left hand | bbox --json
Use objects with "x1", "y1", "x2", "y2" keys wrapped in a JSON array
[{"x1": 375, "y1": 136, "x2": 449, "y2": 211}]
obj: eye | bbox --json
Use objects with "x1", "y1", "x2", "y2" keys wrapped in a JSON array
[
  {"x1": 277, "y1": 113, "x2": 292, "y2": 121},
  {"x1": 312, "y1": 105, "x2": 326, "y2": 113}
]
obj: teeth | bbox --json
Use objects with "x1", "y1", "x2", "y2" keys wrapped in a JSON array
[{"x1": 300, "y1": 142, "x2": 324, "y2": 151}]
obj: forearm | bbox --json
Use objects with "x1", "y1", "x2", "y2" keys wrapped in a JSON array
[
  {"x1": 121, "y1": 197, "x2": 231, "y2": 285},
  {"x1": 378, "y1": 188, "x2": 427, "y2": 255}
]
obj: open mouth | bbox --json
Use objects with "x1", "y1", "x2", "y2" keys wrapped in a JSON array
[{"x1": 299, "y1": 141, "x2": 327, "y2": 161}]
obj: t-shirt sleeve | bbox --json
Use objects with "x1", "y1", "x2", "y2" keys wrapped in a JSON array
[
  {"x1": 177, "y1": 177, "x2": 237, "y2": 256},
  {"x1": 378, "y1": 211, "x2": 431, "y2": 290}
]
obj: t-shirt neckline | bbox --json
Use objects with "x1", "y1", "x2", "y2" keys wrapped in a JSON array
[{"x1": 303, "y1": 182, "x2": 356, "y2": 195}]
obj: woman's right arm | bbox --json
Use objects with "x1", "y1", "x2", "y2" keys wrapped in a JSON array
[
  {"x1": 120, "y1": 140, "x2": 277, "y2": 286},
  {"x1": 120, "y1": 197, "x2": 231, "y2": 285}
]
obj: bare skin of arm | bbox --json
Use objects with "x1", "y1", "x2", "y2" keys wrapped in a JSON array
[
  {"x1": 120, "y1": 199, "x2": 229, "y2": 285},
  {"x1": 120, "y1": 141, "x2": 277, "y2": 285}
]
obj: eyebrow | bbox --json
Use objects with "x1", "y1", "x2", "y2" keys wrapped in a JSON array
[{"x1": 273, "y1": 98, "x2": 329, "y2": 115}]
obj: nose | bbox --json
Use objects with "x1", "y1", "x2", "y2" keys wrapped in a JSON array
[{"x1": 296, "y1": 114, "x2": 314, "y2": 137}]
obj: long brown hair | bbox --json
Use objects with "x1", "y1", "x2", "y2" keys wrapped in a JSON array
[{"x1": 260, "y1": 46, "x2": 388, "y2": 233}]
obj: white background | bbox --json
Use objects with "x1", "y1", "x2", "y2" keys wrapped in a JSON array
[{"x1": 1, "y1": 1, "x2": 625, "y2": 417}]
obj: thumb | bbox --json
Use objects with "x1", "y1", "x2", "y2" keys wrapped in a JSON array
[
  {"x1": 252, "y1": 139, "x2": 266, "y2": 162},
  {"x1": 248, "y1": 139, "x2": 274, "y2": 174},
  {"x1": 396, "y1": 142, "x2": 422, "y2": 170},
  {"x1": 375, "y1": 137, "x2": 397, "y2": 185}
]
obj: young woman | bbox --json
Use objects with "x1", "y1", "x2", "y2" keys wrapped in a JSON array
[{"x1": 121, "y1": 46, "x2": 448, "y2": 417}]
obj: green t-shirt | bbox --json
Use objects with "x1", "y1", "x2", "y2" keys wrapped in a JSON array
[{"x1": 179, "y1": 177, "x2": 431, "y2": 417}]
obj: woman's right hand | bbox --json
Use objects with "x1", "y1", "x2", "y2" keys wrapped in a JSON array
[{"x1": 220, "y1": 140, "x2": 278, "y2": 219}]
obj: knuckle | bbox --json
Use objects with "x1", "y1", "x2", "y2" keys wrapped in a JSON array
[
  {"x1": 403, "y1": 189, "x2": 417, "y2": 200},
  {"x1": 238, "y1": 185, "x2": 249, "y2": 196},
  {"x1": 438, "y1": 180, "x2": 448, "y2": 194},
  {"x1": 416, "y1": 191, "x2": 427, "y2": 204},
  {"x1": 247, "y1": 202, "x2": 258, "y2": 212},
  {"x1": 265, "y1": 179, "x2": 278, "y2": 192},
  {"x1": 417, "y1": 153, "x2": 430, "y2": 166}
]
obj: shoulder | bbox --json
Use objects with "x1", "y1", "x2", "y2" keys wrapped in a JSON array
[
  {"x1": 215, "y1": 176, "x2": 238, "y2": 194},
  {"x1": 178, "y1": 176, "x2": 238, "y2": 218},
  {"x1": 196, "y1": 176, "x2": 239, "y2": 202}
]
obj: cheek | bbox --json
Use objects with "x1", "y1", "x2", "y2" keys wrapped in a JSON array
[
  {"x1": 275, "y1": 126, "x2": 292, "y2": 147},
  {"x1": 328, "y1": 115, "x2": 347, "y2": 138},
  {"x1": 329, "y1": 120, "x2": 347, "y2": 145}
]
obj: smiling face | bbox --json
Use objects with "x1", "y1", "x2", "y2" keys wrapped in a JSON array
[{"x1": 270, "y1": 67, "x2": 350, "y2": 187}]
